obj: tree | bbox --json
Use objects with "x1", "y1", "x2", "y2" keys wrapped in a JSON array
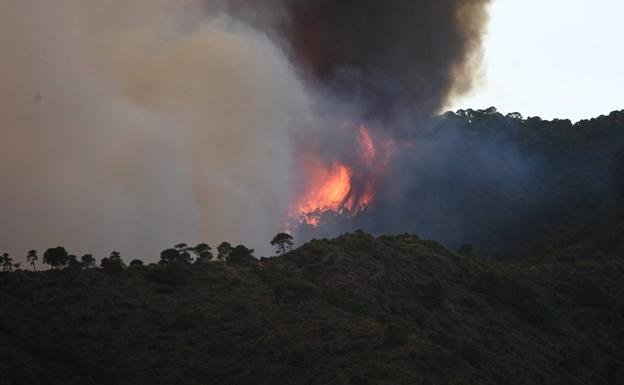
[
  {"x1": 129, "y1": 259, "x2": 144, "y2": 268},
  {"x1": 192, "y1": 243, "x2": 213, "y2": 265},
  {"x1": 217, "y1": 242, "x2": 232, "y2": 261},
  {"x1": 159, "y1": 248, "x2": 180, "y2": 265},
  {"x1": 26, "y1": 250, "x2": 38, "y2": 271},
  {"x1": 175, "y1": 243, "x2": 193, "y2": 264},
  {"x1": 162, "y1": 243, "x2": 193, "y2": 264},
  {"x1": 81, "y1": 254, "x2": 96, "y2": 269},
  {"x1": 1, "y1": 253, "x2": 14, "y2": 272},
  {"x1": 67, "y1": 254, "x2": 82, "y2": 270},
  {"x1": 156, "y1": 244, "x2": 194, "y2": 265},
  {"x1": 271, "y1": 233, "x2": 294, "y2": 255},
  {"x1": 100, "y1": 251, "x2": 125, "y2": 272},
  {"x1": 228, "y1": 245, "x2": 255, "y2": 264},
  {"x1": 43, "y1": 247, "x2": 70, "y2": 270}
]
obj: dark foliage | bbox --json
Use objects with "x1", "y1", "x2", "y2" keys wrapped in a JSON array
[
  {"x1": 129, "y1": 259, "x2": 144, "y2": 268},
  {"x1": 217, "y1": 242, "x2": 232, "y2": 261},
  {"x1": 301, "y1": 109, "x2": 624, "y2": 260},
  {"x1": 81, "y1": 254, "x2": 96, "y2": 269},
  {"x1": 26, "y1": 250, "x2": 38, "y2": 272},
  {"x1": 100, "y1": 251, "x2": 126, "y2": 272},
  {"x1": 1, "y1": 253, "x2": 14, "y2": 272},
  {"x1": 1, "y1": 232, "x2": 622, "y2": 385},
  {"x1": 271, "y1": 233, "x2": 294, "y2": 255},
  {"x1": 43, "y1": 247, "x2": 70, "y2": 270},
  {"x1": 192, "y1": 243, "x2": 213, "y2": 264}
]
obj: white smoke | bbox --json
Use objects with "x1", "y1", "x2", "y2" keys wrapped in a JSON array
[{"x1": 0, "y1": 0, "x2": 317, "y2": 261}]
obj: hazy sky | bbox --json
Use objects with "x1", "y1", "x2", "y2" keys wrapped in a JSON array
[{"x1": 451, "y1": 0, "x2": 624, "y2": 121}]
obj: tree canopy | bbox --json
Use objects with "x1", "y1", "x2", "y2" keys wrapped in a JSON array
[
  {"x1": 271, "y1": 233, "x2": 294, "y2": 255},
  {"x1": 43, "y1": 247, "x2": 70, "y2": 270}
]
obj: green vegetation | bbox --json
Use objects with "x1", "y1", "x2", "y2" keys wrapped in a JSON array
[
  {"x1": 271, "y1": 232, "x2": 295, "y2": 255},
  {"x1": 307, "y1": 108, "x2": 624, "y2": 261},
  {"x1": 435, "y1": 108, "x2": 624, "y2": 259},
  {"x1": 1, "y1": 232, "x2": 623, "y2": 385},
  {"x1": 2, "y1": 109, "x2": 624, "y2": 384}
]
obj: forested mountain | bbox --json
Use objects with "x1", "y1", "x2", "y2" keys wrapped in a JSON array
[
  {"x1": 436, "y1": 108, "x2": 624, "y2": 259},
  {"x1": 304, "y1": 109, "x2": 624, "y2": 260},
  {"x1": 1, "y1": 232, "x2": 623, "y2": 385},
  {"x1": 2, "y1": 110, "x2": 624, "y2": 385}
]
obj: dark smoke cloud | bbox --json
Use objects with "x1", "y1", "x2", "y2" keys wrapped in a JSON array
[
  {"x1": 286, "y1": 0, "x2": 491, "y2": 118},
  {"x1": 218, "y1": 0, "x2": 491, "y2": 119}
]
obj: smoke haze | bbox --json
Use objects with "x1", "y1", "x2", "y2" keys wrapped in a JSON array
[{"x1": 0, "y1": 0, "x2": 491, "y2": 261}]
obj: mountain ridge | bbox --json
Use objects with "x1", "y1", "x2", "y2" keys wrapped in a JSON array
[{"x1": 2, "y1": 232, "x2": 623, "y2": 384}]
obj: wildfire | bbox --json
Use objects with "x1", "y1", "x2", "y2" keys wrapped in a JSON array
[
  {"x1": 292, "y1": 125, "x2": 388, "y2": 227},
  {"x1": 295, "y1": 161, "x2": 354, "y2": 226}
]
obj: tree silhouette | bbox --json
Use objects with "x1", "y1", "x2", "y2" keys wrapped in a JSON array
[
  {"x1": 26, "y1": 250, "x2": 38, "y2": 271},
  {"x1": 81, "y1": 254, "x2": 96, "y2": 269},
  {"x1": 160, "y1": 248, "x2": 180, "y2": 265},
  {"x1": 1, "y1": 253, "x2": 14, "y2": 272},
  {"x1": 217, "y1": 242, "x2": 232, "y2": 261},
  {"x1": 271, "y1": 233, "x2": 294, "y2": 255},
  {"x1": 43, "y1": 247, "x2": 69, "y2": 270},
  {"x1": 192, "y1": 243, "x2": 213, "y2": 265},
  {"x1": 175, "y1": 243, "x2": 192, "y2": 264},
  {"x1": 228, "y1": 245, "x2": 255, "y2": 264},
  {"x1": 160, "y1": 246, "x2": 192, "y2": 265},
  {"x1": 67, "y1": 254, "x2": 82, "y2": 270},
  {"x1": 100, "y1": 251, "x2": 125, "y2": 272},
  {"x1": 129, "y1": 259, "x2": 144, "y2": 268}
]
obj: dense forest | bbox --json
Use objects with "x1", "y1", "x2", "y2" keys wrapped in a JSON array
[
  {"x1": 1, "y1": 110, "x2": 624, "y2": 384},
  {"x1": 433, "y1": 108, "x2": 624, "y2": 259},
  {"x1": 303, "y1": 108, "x2": 624, "y2": 260},
  {"x1": 1, "y1": 232, "x2": 623, "y2": 384}
]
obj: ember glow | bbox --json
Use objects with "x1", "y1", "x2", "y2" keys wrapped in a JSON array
[{"x1": 292, "y1": 125, "x2": 384, "y2": 227}]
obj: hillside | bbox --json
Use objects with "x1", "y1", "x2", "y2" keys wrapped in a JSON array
[
  {"x1": 301, "y1": 109, "x2": 624, "y2": 260},
  {"x1": 1, "y1": 232, "x2": 623, "y2": 385}
]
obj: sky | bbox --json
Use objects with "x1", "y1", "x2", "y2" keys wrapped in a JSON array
[{"x1": 450, "y1": 0, "x2": 624, "y2": 122}]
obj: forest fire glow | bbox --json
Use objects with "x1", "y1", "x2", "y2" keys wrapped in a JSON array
[
  {"x1": 295, "y1": 161, "x2": 354, "y2": 226},
  {"x1": 293, "y1": 125, "x2": 383, "y2": 227}
]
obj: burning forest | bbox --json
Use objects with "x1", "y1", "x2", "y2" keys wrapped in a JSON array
[
  {"x1": 0, "y1": 0, "x2": 493, "y2": 257},
  {"x1": 2, "y1": 1, "x2": 624, "y2": 384},
  {"x1": 1, "y1": 0, "x2": 621, "y2": 258}
]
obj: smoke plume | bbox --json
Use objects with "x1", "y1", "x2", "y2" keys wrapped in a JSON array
[
  {"x1": 0, "y1": 0, "x2": 491, "y2": 261},
  {"x1": 218, "y1": 0, "x2": 490, "y2": 118}
]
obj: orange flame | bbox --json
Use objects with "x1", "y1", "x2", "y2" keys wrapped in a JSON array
[
  {"x1": 292, "y1": 124, "x2": 388, "y2": 227},
  {"x1": 295, "y1": 160, "x2": 353, "y2": 226}
]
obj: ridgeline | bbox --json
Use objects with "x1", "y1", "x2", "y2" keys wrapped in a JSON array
[{"x1": 1, "y1": 232, "x2": 623, "y2": 385}]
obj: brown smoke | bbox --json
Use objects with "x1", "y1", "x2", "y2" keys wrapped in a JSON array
[
  {"x1": 0, "y1": 0, "x2": 316, "y2": 260},
  {"x1": 0, "y1": 0, "x2": 490, "y2": 262}
]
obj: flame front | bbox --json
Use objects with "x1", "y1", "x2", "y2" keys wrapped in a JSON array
[
  {"x1": 295, "y1": 161, "x2": 354, "y2": 226},
  {"x1": 292, "y1": 125, "x2": 388, "y2": 227}
]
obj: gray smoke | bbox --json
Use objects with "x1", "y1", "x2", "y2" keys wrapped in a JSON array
[
  {"x1": 213, "y1": 0, "x2": 491, "y2": 119},
  {"x1": 0, "y1": 1, "x2": 317, "y2": 261},
  {"x1": 0, "y1": 0, "x2": 492, "y2": 263}
]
